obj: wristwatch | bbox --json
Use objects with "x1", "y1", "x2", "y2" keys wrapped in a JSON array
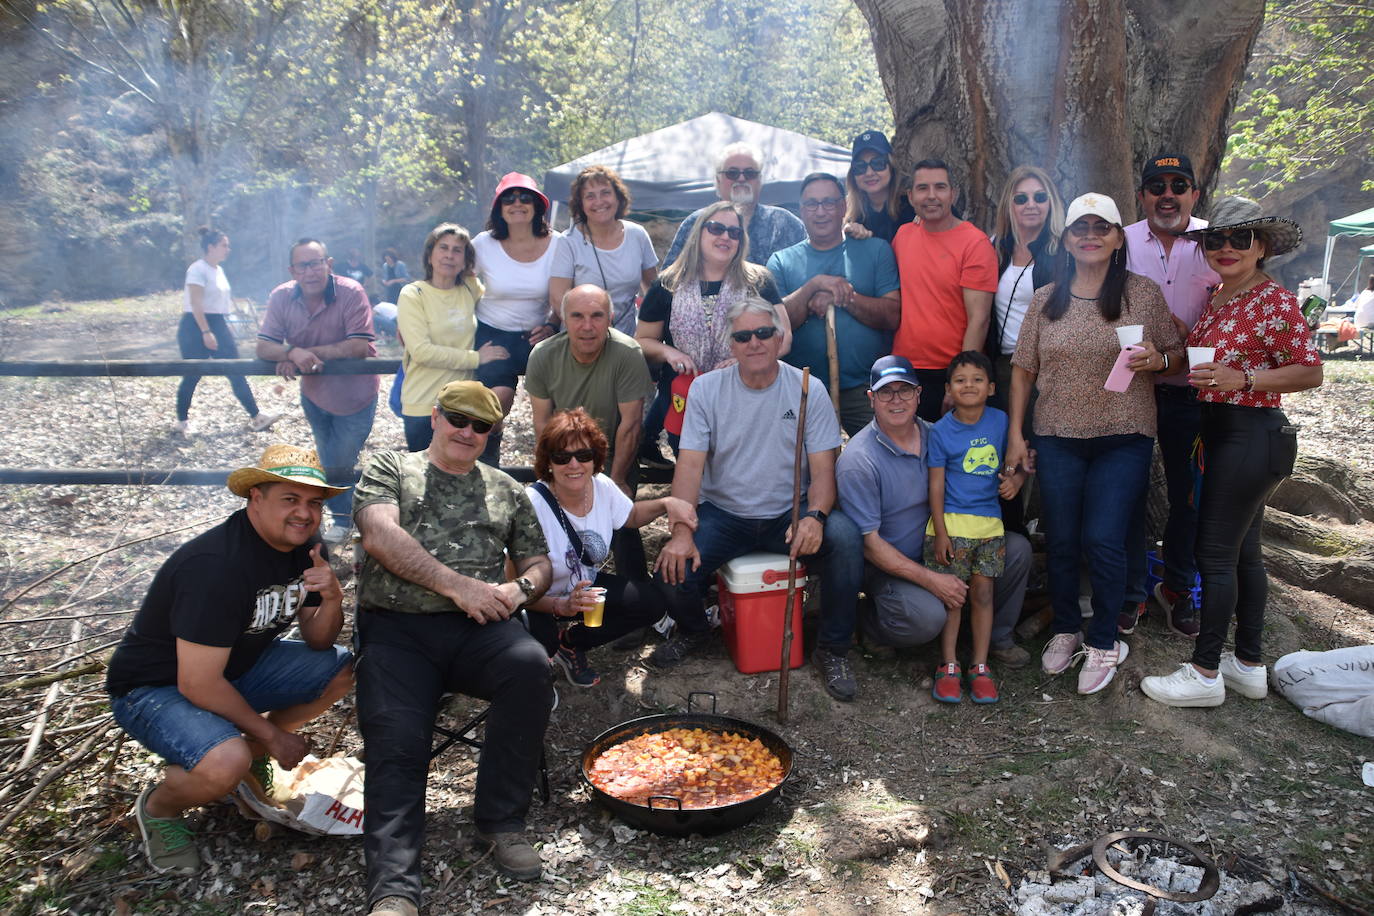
[
  {"x1": 805, "y1": 509, "x2": 828, "y2": 526},
  {"x1": 514, "y1": 576, "x2": 536, "y2": 603}
]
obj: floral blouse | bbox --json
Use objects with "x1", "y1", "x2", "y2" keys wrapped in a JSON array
[{"x1": 1187, "y1": 279, "x2": 1321, "y2": 408}]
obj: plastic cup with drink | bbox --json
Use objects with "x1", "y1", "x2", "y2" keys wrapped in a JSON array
[{"x1": 582, "y1": 587, "x2": 607, "y2": 627}]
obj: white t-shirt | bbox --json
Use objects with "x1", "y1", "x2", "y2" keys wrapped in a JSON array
[
  {"x1": 471, "y1": 231, "x2": 557, "y2": 332},
  {"x1": 526, "y1": 474, "x2": 633, "y2": 597},
  {"x1": 183, "y1": 259, "x2": 232, "y2": 315},
  {"x1": 551, "y1": 221, "x2": 658, "y2": 336},
  {"x1": 994, "y1": 260, "x2": 1036, "y2": 354},
  {"x1": 1354, "y1": 289, "x2": 1374, "y2": 329}
]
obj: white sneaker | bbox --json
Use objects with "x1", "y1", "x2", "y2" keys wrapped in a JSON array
[
  {"x1": 1041, "y1": 632, "x2": 1084, "y2": 675},
  {"x1": 1141, "y1": 662, "x2": 1225, "y2": 707},
  {"x1": 173, "y1": 419, "x2": 193, "y2": 436},
  {"x1": 1077, "y1": 640, "x2": 1129, "y2": 695},
  {"x1": 249, "y1": 412, "x2": 282, "y2": 432},
  {"x1": 1219, "y1": 652, "x2": 1267, "y2": 699}
]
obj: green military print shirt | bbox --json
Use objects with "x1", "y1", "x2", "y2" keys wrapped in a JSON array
[{"x1": 352, "y1": 449, "x2": 548, "y2": 614}]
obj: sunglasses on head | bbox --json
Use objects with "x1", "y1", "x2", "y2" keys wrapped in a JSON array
[
  {"x1": 718, "y1": 167, "x2": 761, "y2": 182},
  {"x1": 1067, "y1": 219, "x2": 1115, "y2": 238},
  {"x1": 1013, "y1": 191, "x2": 1050, "y2": 205},
  {"x1": 550, "y1": 448, "x2": 596, "y2": 465},
  {"x1": 703, "y1": 220, "x2": 744, "y2": 241},
  {"x1": 851, "y1": 156, "x2": 890, "y2": 175},
  {"x1": 1143, "y1": 177, "x2": 1192, "y2": 196},
  {"x1": 440, "y1": 410, "x2": 494, "y2": 434},
  {"x1": 729, "y1": 325, "x2": 779, "y2": 344},
  {"x1": 499, "y1": 189, "x2": 537, "y2": 206},
  {"x1": 1202, "y1": 228, "x2": 1256, "y2": 251}
]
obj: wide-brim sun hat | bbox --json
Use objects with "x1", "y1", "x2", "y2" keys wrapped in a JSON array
[
  {"x1": 227, "y1": 444, "x2": 348, "y2": 498},
  {"x1": 491, "y1": 172, "x2": 550, "y2": 211},
  {"x1": 1064, "y1": 192, "x2": 1123, "y2": 228},
  {"x1": 1178, "y1": 196, "x2": 1303, "y2": 257}
]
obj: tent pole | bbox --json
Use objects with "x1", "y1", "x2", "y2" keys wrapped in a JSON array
[{"x1": 1321, "y1": 236, "x2": 1335, "y2": 297}]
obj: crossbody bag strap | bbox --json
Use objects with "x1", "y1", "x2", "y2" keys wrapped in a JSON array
[{"x1": 532, "y1": 481, "x2": 595, "y2": 566}]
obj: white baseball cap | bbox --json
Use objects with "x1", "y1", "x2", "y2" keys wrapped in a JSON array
[{"x1": 1064, "y1": 192, "x2": 1124, "y2": 228}]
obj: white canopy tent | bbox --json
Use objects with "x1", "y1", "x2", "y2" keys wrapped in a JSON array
[
  {"x1": 542, "y1": 112, "x2": 852, "y2": 220},
  {"x1": 1321, "y1": 206, "x2": 1374, "y2": 300}
]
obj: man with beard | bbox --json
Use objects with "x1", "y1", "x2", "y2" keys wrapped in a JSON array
[
  {"x1": 1120, "y1": 153, "x2": 1219, "y2": 638},
  {"x1": 662, "y1": 142, "x2": 806, "y2": 268}
]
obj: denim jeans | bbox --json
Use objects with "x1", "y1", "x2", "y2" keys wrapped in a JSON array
[
  {"x1": 1035, "y1": 433, "x2": 1153, "y2": 650},
  {"x1": 355, "y1": 608, "x2": 552, "y2": 908},
  {"x1": 300, "y1": 394, "x2": 377, "y2": 523},
  {"x1": 1126, "y1": 384, "x2": 1202, "y2": 600},
  {"x1": 402, "y1": 414, "x2": 434, "y2": 452},
  {"x1": 659, "y1": 501, "x2": 864, "y2": 652}
]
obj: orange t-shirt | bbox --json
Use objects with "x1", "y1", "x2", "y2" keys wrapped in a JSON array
[{"x1": 892, "y1": 220, "x2": 998, "y2": 369}]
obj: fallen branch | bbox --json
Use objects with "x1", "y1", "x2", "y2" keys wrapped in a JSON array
[
  {"x1": 0, "y1": 658, "x2": 107, "y2": 694},
  {"x1": 0, "y1": 726, "x2": 111, "y2": 834}
]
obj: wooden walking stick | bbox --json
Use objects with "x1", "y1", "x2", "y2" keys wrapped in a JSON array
[
  {"x1": 825, "y1": 304, "x2": 841, "y2": 415},
  {"x1": 777, "y1": 368, "x2": 810, "y2": 724}
]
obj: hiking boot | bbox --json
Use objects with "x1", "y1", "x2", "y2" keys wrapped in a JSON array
[
  {"x1": 134, "y1": 786, "x2": 200, "y2": 875},
  {"x1": 646, "y1": 628, "x2": 713, "y2": 669},
  {"x1": 812, "y1": 647, "x2": 857, "y2": 701},
  {"x1": 966, "y1": 663, "x2": 999, "y2": 704},
  {"x1": 1165, "y1": 592, "x2": 1200, "y2": 638},
  {"x1": 1041, "y1": 632, "x2": 1084, "y2": 675},
  {"x1": 1117, "y1": 601, "x2": 1145, "y2": 635},
  {"x1": 1077, "y1": 641, "x2": 1129, "y2": 695},
  {"x1": 249, "y1": 412, "x2": 282, "y2": 432},
  {"x1": 638, "y1": 441, "x2": 675, "y2": 471},
  {"x1": 611, "y1": 627, "x2": 648, "y2": 650},
  {"x1": 1140, "y1": 662, "x2": 1224, "y2": 707},
  {"x1": 989, "y1": 642, "x2": 1030, "y2": 669},
  {"x1": 932, "y1": 661, "x2": 962, "y2": 703},
  {"x1": 369, "y1": 896, "x2": 419, "y2": 916},
  {"x1": 553, "y1": 640, "x2": 599, "y2": 688},
  {"x1": 474, "y1": 829, "x2": 542, "y2": 880},
  {"x1": 1219, "y1": 652, "x2": 1267, "y2": 699}
]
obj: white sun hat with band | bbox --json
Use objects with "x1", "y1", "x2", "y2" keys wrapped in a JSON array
[{"x1": 227, "y1": 444, "x2": 349, "y2": 498}]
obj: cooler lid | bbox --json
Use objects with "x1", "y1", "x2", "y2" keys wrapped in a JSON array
[{"x1": 718, "y1": 552, "x2": 807, "y2": 590}]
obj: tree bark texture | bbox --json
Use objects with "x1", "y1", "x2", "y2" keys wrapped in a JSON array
[{"x1": 853, "y1": 0, "x2": 1265, "y2": 226}]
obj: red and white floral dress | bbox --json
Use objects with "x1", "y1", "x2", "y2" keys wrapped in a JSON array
[{"x1": 1187, "y1": 279, "x2": 1321, "y2": 408}]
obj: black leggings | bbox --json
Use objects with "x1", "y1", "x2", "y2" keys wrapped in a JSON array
[
  {"x1": 1192, "y1": 403, "x2": 1297, "y2": 670},
  {"x1": 175, "y1": 312, "x2": 260, "y2": 420},
  {"x1": 527, "y1": 571, "x2": 669, "y2": 654}
]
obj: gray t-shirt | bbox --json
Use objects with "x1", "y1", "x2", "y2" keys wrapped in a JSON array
[
  {"x1": 551, "y1": 222, "x2": 658, "y2": 337},
  {"x1": 680, "y1": 362, "x2": 842, "y2": 519}
]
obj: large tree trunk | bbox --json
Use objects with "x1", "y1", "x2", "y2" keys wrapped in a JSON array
[{"x1": 852, "y1": 0, "x2": 1265, "y2": 225}]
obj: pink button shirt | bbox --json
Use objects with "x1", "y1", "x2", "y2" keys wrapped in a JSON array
[{"x1": 1124, "y1": 216, "x2": 1219, "y2": 385}]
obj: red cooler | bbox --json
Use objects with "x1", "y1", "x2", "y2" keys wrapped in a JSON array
[{"x1": 716, "y1": 552, "x2": 808, "y2": 674}]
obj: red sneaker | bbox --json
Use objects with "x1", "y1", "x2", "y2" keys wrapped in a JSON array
[
  {"x1": 966, "y1": 663, "x2": 999, "y2": 704},
  {"x1": 932, "y1": 662, "x2": 962, "y2": 703}
]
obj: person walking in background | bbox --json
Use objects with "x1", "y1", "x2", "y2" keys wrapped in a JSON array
[
  {"x1": 548, "y1": 165, "x2": 658, "y2": 339},
  {"x1": 1141, "y1": 203, "x2": 1321, "y2": 707},
  {"x1": 470, "y1": 173, "x2": 559, "y2": 466},
  {"x1": 380, "y1": 249, "x2": 410, "y2": 304},
  {"x1": 175, "y1": 227, "x2": 279, "y2": 436},
  {"x1": 340, "y1": 249, "x2": 374, "y2": 291},
  {"x1": 257, "y1": 238, "x2": 380, "y2": 543},
  {"x1": 396, "y1": 223, "x2": 507, "y2": 452},
  {"x1": 842, "y1": 130, "x2": 915, "y2": 243}
]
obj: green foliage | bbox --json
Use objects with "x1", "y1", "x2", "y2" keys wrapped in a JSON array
[{"x1": 1223, "y1": 0, "x2": 1374, "y2": 195}]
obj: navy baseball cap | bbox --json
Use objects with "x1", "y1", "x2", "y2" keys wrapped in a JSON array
[
  {"x1": 851, "y1": 130, "x2": 892, "y2": 159},
  {"x1": 1139, "y1": 153, "x2": 1196, "y2": 187},
  {"x1": 869, "y1": 355, "x2": 919, "y2": 391}
]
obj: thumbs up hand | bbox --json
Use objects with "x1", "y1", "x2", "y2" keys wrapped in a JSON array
[{"x1": 302, "y1": 543, "x2": 342, "y2": 603}]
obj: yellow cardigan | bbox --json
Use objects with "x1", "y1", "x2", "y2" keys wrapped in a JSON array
[{"x1": 397, "y1": 276, "x2": 485, "y2": 417}]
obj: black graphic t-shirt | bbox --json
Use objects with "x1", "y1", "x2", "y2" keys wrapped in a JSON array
[{"x1": 105, "y1": 509, "x2": 324, "y2": 696}]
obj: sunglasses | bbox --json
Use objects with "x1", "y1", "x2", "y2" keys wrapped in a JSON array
[
  {"x1": 1202, "y1": 228, "x2": 1256, "y2": 251},
  {"x1": 1143, "y1": 178, "x2": 1192, "y2": 196},
  {"x1": 718, "y1": 168, "x2": 761, "y2": 182},
  {"x1": 851, "y1": 156, "x2": 890, "y2": 175},
  {"x1": 703, "y1": 220, "x2": 744, "y2": 241},
  {"x1": 1067, "y1": 220, "x2": 1115, "y2": 238},
  {"x1": 729, "y1": 325, "x2": 779, "y2": 344},
  {"x1": 1013, "y1": 191, "x2": 1049, "y2": 205},
  {"x1": 550, "y1": 448, "x2": 596, "y2": 465},
  {"x1": 440, "y1": 410, "x2": 494, "y2": 434},
  {"x1": 499, "y1": 189, "x2": 537, "y2": 205}
]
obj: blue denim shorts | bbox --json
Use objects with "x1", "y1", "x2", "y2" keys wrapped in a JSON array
[
  {"x1": 474, "y1": 322, "x2": 535, "y2": 390},
  {"x1": 110, "y1": 640, "x2": 352, "y2": 771}
]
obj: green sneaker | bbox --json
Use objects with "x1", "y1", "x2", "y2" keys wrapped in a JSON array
[{"x1": 135, "y1": 786, "x2": 200, "y2": 875}]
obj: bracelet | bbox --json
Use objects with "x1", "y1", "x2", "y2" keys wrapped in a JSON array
[
  {"x1": 1243, "y1": 369, "x2": 1256, "y2": 392},
  {"x1": 1160, "y1": 352, "x2": 1170, "y2": 372}
]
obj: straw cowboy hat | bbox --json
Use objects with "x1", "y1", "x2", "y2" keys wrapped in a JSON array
[
  {"x1": 227, "y1": 444, "x2": 349, "y2": 498},
  {"x1": 1179, "y1": 196, "x2": 1304, "y2": 257}
]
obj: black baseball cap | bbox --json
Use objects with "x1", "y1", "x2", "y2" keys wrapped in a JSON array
[
  {"x1": 851, "y1": 130, "x2": 892, "y2": 159},
  {"x1": 1140, "y1": 153, "x2": 1196, "y2": 187},
  {"x1": 869, "y1": 355, "x2": 919, "y2": 391}
]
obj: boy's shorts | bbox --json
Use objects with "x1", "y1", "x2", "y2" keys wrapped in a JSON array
[
  {"x1": 923, "y1": 534, "x2": 1006, "y2": 582},
  {"x1": 110, "y1": 639, "x2": 352, "y2": 771}
]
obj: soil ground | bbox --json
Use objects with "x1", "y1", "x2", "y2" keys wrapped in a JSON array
[{"x1": 0, "y1": 293, "x2": 1371, "y2": 915}]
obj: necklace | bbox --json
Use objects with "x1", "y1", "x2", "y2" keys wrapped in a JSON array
[
  {"x1": 556, "y1": 481, "x2": 593, "y2": 517},
  {"x1": 1070, "y1": 293, "x2": 1099, "y2": 301}
]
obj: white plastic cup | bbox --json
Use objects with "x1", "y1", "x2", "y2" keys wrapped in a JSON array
[
  {"x1": 1187, "y1": 346, "x2": 1216, "y2": 368},
  {"x1": 583, "y1": 587, "x2": 607, "y2": 627},
  {"x1": 1115, "y1": 325, "x2": 1144, "y2": 348}
]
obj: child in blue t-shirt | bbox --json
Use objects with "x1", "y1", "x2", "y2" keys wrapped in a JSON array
[{"x1": 926, "y1": 351, "x2": 1025, "y2": 704}]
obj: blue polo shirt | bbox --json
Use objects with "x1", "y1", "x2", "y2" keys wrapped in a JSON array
[
  {"x1": 835, "y1": 416, "x2": 932, "y2": 561},
  {"x1": 767, "y1": 237, "x2": 900, "y2": 391}
]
